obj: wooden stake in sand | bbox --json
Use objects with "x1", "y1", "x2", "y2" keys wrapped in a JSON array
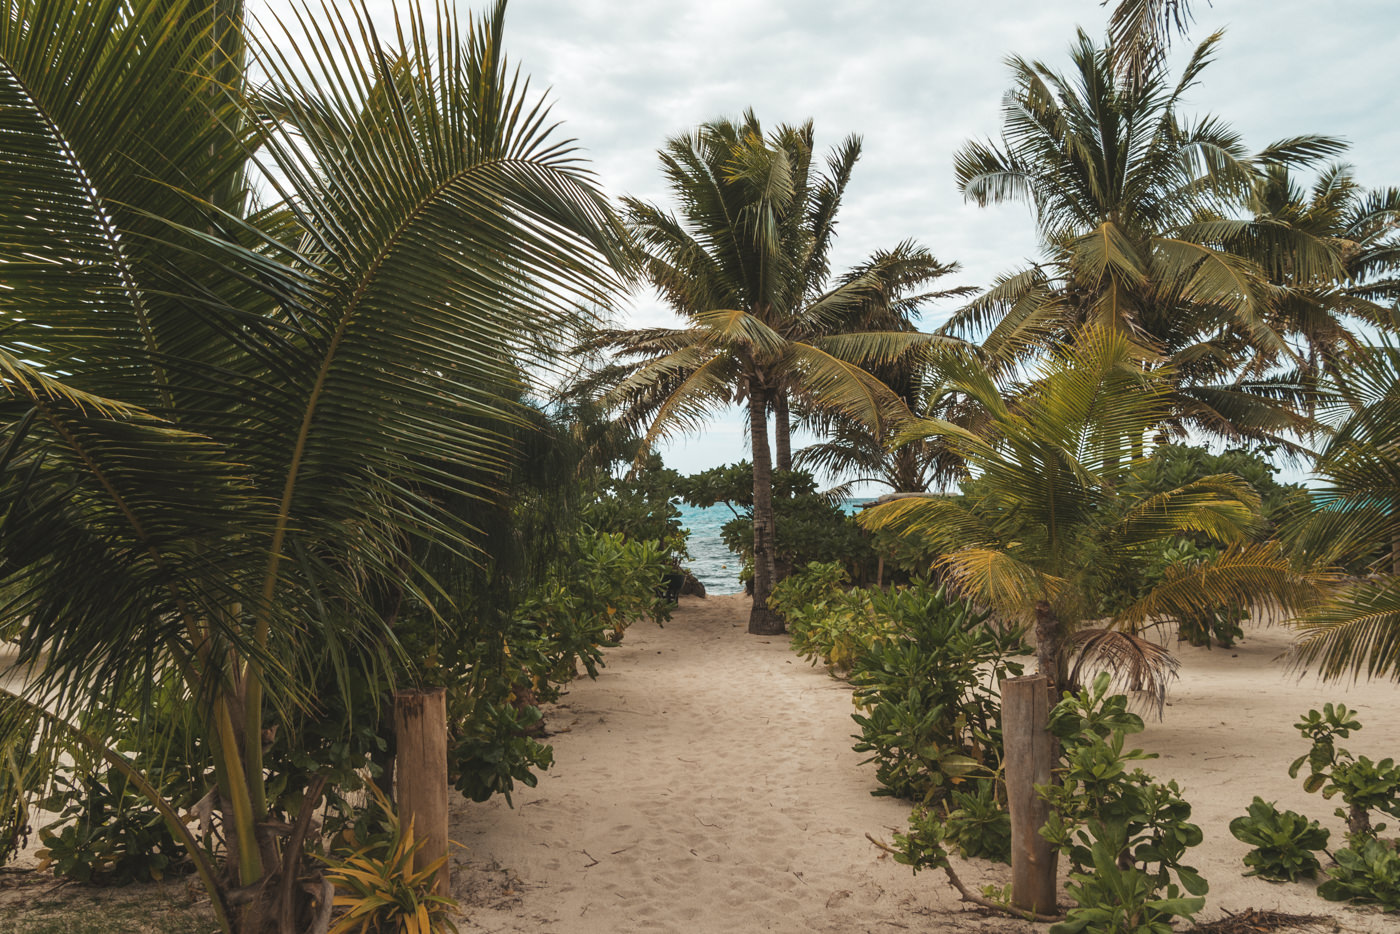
[
  {"x1": 1002, "y1": 674, "x2": 1058, "y2": 915},
  {"x1": 394, "y1": 687, "x2": 450, "y2": 896}
]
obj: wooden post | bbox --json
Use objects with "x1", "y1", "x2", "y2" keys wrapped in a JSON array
[
  {"x1": 1002, "y1": 674, "x2": 1057, "y2": 915},
  {"x1": 394, "y1": 688, "x2": 450, "y2": 896}
]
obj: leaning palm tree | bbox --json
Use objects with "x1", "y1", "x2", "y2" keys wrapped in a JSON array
[
  {"x1": 601, "y1": 114, "x2": 949, "y2": 633},
  {"x1": 0, "y1": 1, "x2": 619, "y2": 930},
  {"x1": 948, "y1": 30, "x2": 1347, "y2": 453},
  {"x1": 859, "y1": 328, "x2": 1325, "y2": 695}
]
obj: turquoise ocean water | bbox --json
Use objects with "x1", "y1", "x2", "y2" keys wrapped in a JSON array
[
  {"x1": 675, "y1": 500, "x2": 869, "y2": 596},
  {"x1": 675, "y1": 503, "x2": 745, "y2": 595}
]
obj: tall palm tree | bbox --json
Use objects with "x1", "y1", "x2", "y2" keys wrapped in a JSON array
[
  {"x1": 859, "y1": 328, "x2": 1324, "y2": 693},
  {"x1": 947, "y1": 30, "x2": 1347, "y2": 452},
  {"x1": 1238, "y1": 162, "x2": 1400, "y2": 360},
  {"x1": 601, "y1": 114, "x2": 949, "y2": 634},
  {"x1": 789, "y1": 243, "x2": 974, "y2": 491},
  {"x1": 0, "y1": 1, "x2": 619, "y2": 929},
  {"x1": 1288, "y1": 332, "x2": 1400, "y2": 680}
]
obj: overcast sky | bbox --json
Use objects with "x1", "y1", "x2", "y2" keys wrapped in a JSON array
[{"x1": 261, "y1": 0, "x2": 1400, "y2": 479}]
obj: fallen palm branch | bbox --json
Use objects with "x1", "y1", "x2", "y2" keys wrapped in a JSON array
[{"x1": 1193, "y1": 907, "x2": 1334, "y2": 934}]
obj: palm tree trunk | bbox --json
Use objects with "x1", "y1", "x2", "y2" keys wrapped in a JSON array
[
  {"x1": 774, "y1": 391, "x2": 792, "y2": 473},
  {"x1": 748, "y1": 384, "x2": 784, "y2": 634}
]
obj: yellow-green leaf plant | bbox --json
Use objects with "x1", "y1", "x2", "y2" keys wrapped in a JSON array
[{"x1": 860, "y1": 328, "x2": 1327, "y2": 698}]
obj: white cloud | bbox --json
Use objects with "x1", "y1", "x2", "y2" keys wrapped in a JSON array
[{"x1": 254, "y1": 0, "x2": 1400, "y2": 476}]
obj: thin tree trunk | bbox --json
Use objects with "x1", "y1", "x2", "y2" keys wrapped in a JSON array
[
  {"x1": 749, "y1": 384, "x2": 784, "y2": 635},
  {"x1": 774, "y1": 391, "x2": 792, "y2": 473}
]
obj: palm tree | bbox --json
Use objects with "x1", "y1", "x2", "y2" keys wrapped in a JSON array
[
  {"x1": 0, "y1": 1, "x2": 619, "y2": 929},
  {"x1": 1288, "y1": 332, "x2": 1400, "y2": 680},
  {"x1": 789, "y1": 243, "x2": 975, "y2": 492},
  {"x1": 1239, "y1": 162, "x2": 1400, "y2": 361},
  {"x1": 858, "y1": 328, "x2": 1324, "y2": 695},
  {"x1": 947, "y1": 30, "x2": 1348, "y2": 453},
  {"x1": 793, "y1": 351, "x2": 973, "y2": 496},
  {"x1": 600, "y1": 114, "x2": 949, "y2": 634}
]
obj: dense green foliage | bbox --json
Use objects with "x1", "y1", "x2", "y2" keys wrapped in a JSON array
[
  {"x1": 889, "y1": 675, "x2": 1207, "y2": 930},
  {"x1": 1126, "y1": 446, "x2": 1307, "y2": 535},
  {"x1": 1318, "y1": 836, "x2": 1400, "y2": 911},
  {"x1": 848, "y1": 582, "x2": 1025, "y2": 803},
  {"x1": 1103, "y1": 445, "x2": 1307, "y2": 646},
  {"x1": 769, "y1": 562, "x2": 877, "y2": 673},
  {"x1": 581, "y1": 453, "x2": 689, "y2": 568},
  {"x1": 771, "y1": 563, "x2": 1025, "y2": 861},
  {"x1": 1229, "y1": 798, "x2": 1329, "y2": 882},
  {"x1": 1051, "y1": 839, "x2": 1205, "y2": 934},
  {"x1": 1042, "y1": 675, "x2": 1208, "y2": 928},
  {"x1": 36, "y1": 763, "x2": 191, "y2": 885}
]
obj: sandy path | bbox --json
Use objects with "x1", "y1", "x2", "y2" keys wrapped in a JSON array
[{"x1": 449, "y1": 595, "x2": 1400, "y2": 933}]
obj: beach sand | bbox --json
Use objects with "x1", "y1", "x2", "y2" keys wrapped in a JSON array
[{"x1": 450, "y1": 594, "x2": 1400, "y2": 933}]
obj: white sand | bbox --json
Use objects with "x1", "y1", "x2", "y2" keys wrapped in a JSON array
[{"x1": 450, "y1": 594, "x2": 1400, "y2": 933}]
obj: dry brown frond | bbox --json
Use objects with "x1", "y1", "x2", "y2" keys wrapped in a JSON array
[{"x1": 1066, "y1": 628, "x2": 1180, "y2": 717}]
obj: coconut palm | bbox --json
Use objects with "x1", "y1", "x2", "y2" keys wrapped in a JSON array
[
  {"x1": 788, "y1": 243, "x2": 974, "y2": 491},
  {"x1": 0, "y1": 1, "x2": 619, "y2": 929},
  {"x1": 601, "y1": 114, "x2": 950, "y2": 634},
  {"x1": 1288, "y1": 332, "x2": 1400, "y2": 680},
  {"x1": 947, "y1": 30, "x2": 1348, "y2": 453},
  {"x1": 858, "y1": 328, "x2": 1324, "y2": 694},
  {"x1": 1239, "y1": 162, "x2": 1400, "y2": 358},
  {"x1": 793, "y1": 353, "x2": 974, "y2": 495}
]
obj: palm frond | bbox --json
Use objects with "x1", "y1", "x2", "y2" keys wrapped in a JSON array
[
  {"x1": 1291, "y1": 577, "x2": 1400, "y2": 681},
  {"x1": 1066, "y1": 628, "x2": 1180, "y2": 716}
]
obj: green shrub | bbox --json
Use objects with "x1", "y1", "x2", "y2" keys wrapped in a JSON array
[
  {"x1": 1052, "y1": 836, "x2": 1205, "y2": 934},
  {"x1": 581, "y1": 451, "x2": 689, "y2": 567},
  {"x1": 1290, "y1": 703, "x2": 1400, "y2": 837},
  {"x1": 887, "y1": 674, "x2": 1205, "y2": 931},
  {"x1": 448, "y1": 696, "x2": 554, "y2": 805},
  {"x1": 36, "y1": 763, "x2": 190, "y2": 885},
  {"x1": 1041, "y1": 675, "x2": 1208, "y2": 928},
  {"x1": 324, "y1": 787, "x2": 459, "y2": 934},
  {"x1": 848, "y1": 582, "x2": 1025, "y2": 802},
  {"x1": 1149, "y1": 540, "x2": 1247, "y2": 648},
  {"x1": 770, "y1": 562, "x2": 898, "y2": 673},
  {"x1": 1229, "y1": 797, "x2": 1329, "y2": 881},
  {"x1": 942, "y1": 778, "x2": 1012, "y2": 863},
  {"x1": 1318, "y1": 836, "x2": 1400, "y2": 911}
]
